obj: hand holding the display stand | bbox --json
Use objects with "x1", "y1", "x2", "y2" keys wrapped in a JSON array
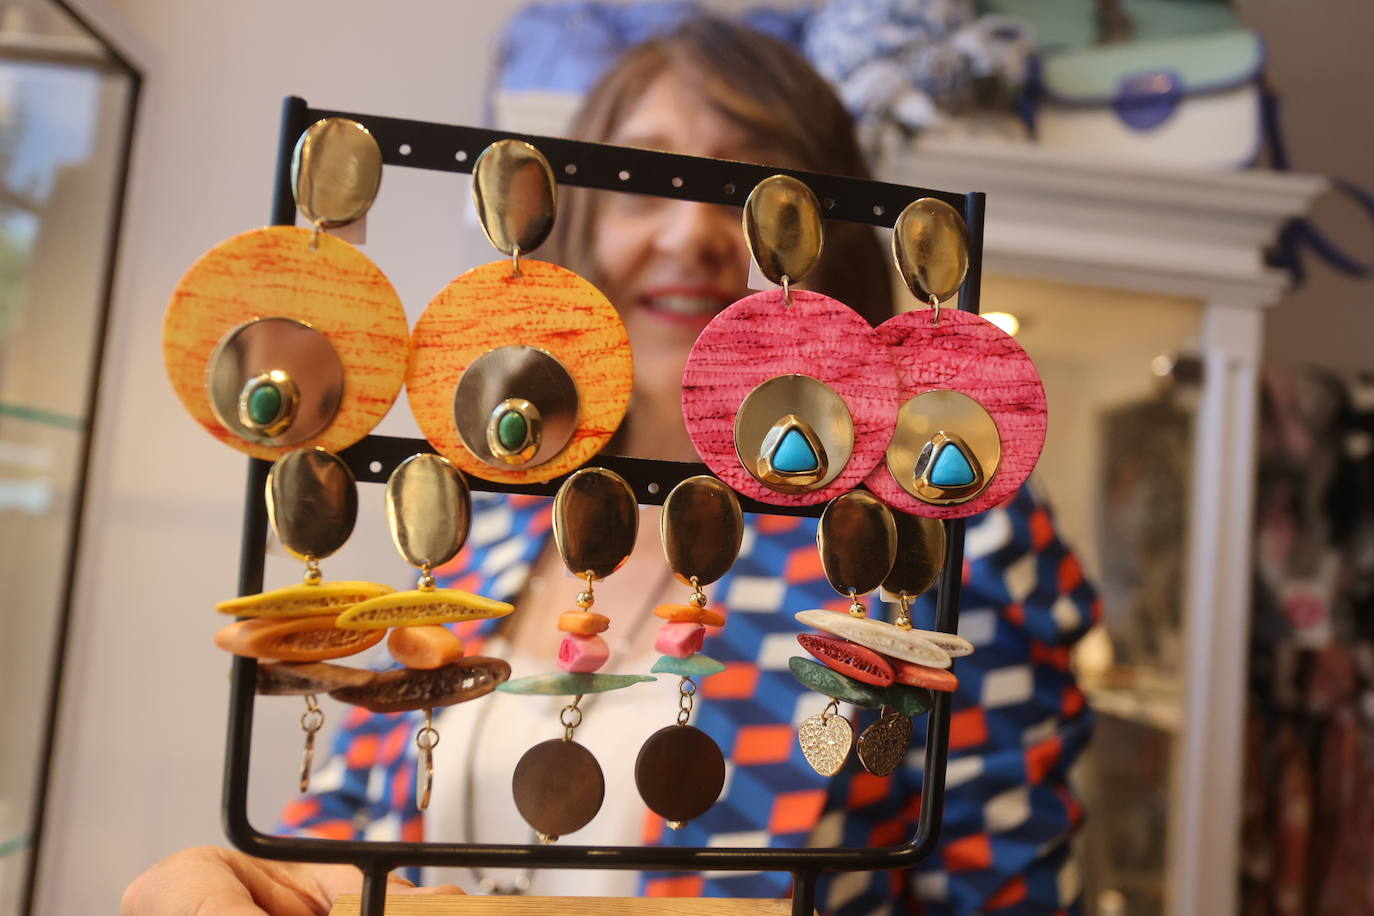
[{"x1": 121, "y1": 846, "x2": 463, "y2": 915}]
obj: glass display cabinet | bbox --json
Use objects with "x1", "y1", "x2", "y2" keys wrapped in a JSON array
[{"x1": 0, "y1": 1, "x2": 139, "y2": 912}]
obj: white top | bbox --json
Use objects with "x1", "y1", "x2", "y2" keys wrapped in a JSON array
[
  {"x1": 424, "y1": 524, "x2": 700, "y2": 896},
  {"x1": 425, "y1": 632, "x2": 684, "y2": 895}
]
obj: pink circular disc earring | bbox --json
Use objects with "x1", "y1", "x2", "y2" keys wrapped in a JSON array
[
  {"x1": 681, "y1": 175, "x2": 900, "y2": 507},
  {"x1": 865, "y1": 198, "x2": 1047, "y2": 519}
]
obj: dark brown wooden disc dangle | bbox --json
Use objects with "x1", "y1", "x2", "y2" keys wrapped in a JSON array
[
  {"x1": 856, "y1": 709, "x2": 914, "y2": 777},
  {"x1": 511, "y1": 696, "x2": 605, "y2": 842},
  {"x1": 634, "y1": 677, "x2": 726, "y2": 828},
  {"x1": 502, "y1": 469, "x2": 652, "y2": 841}
]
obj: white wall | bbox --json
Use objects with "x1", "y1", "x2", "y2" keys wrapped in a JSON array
[{"x1": 34, "y1": 1, "x2": 788, "y2": 912}]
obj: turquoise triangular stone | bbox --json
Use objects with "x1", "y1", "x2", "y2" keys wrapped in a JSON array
[
  {"x1": 771, "y1": 427, "x2": 819, "y2": 473},
  {"x1": 929, "y1": 443, "x2": 976, "y2": 487}
]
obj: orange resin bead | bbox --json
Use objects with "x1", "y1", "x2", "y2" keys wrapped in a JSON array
[
  {"x1": 557, "y1": 610, "x2": 611, "y2": 635},
  {"x1": 653, "y1": 603, "x2": 725, "y2": 628},
  {"x1": 214, "y1": 615, "x2": 384, "y2": 662},
  {"x1": 387, "y1": 626, "x2": 465, "y2": 670}
]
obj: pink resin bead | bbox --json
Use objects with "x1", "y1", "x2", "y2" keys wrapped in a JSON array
[
  {"x1": 557, "y1": 633, "x2": 610, "y2": 673},
  {"x1": 655, "y1": 621, "x2": 706, "y2": 659}
]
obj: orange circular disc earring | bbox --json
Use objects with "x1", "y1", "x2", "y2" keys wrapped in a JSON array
[
  {"x1": 407, "y1": 140, "x2": 633, "y2": 483},
  {"x1": 162, "y1": 118, "x2": 409, "y2": 460}
]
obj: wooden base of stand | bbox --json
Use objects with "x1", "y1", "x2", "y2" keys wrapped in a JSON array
[{"x1": 330, "y1": 896, "x2": 796, "y2": 916}]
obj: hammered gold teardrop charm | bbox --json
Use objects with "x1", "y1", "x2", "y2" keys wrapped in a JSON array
[
  {"x1": 743, "y1": 175, "x2": 823, "y2": 286},
  {"x1": 472, "y1": 139, "x2": 557, "y2": 257},
  {"x1": 798, "y1": 703, "x2": 853, "y2": 777},
  {"x1": 893, "y1": 197, "x2": 969, "y2": 303},
  {"x1": 856, "y1": 712, "x2": 913, "y2": 777}
]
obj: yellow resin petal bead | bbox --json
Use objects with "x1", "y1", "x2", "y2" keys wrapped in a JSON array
[
  {"x1": 334, "y1": 588, "x2": 514, "y2": 630},
  {"x1": 215, "y1": 580, "x2": 395, "y2": 619}
]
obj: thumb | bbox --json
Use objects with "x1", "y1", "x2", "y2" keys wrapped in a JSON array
[{"x1": 391, "y1": 882, "x2": 466, "y2": 896}]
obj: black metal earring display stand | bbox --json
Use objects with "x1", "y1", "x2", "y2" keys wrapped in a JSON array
[{"x1": 223, "y1": 95, "x2": 987, "y2": 916}]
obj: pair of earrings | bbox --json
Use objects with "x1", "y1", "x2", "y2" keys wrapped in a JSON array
[
  {"x1": 681, "y1": 176, "x2": 1047, "y2": 522},
  {"x1": 499, "y1": 471, "x2": 743, "y2": 842},
  {"x1": 165, "y1": 119, "x2": 633, "y2": 486},
  {"x1": 791, "y1": 494, "x2": 972, "y2": 778},
  {"x1": 163, "y1": 121, "x2": 635, "y2": 807},
  {"x1": 214, "y1": 447, "x2": 515, "y2": 805}
]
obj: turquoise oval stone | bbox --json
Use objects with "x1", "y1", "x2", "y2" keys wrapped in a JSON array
[
  {"x1": 651, "y1": 654, "x2": 727, "y2": 678},
  {"x1": 497, "y1": 672, "x2": 655, "y2": 695},
  {"x1": 771, "y1": 427, "x2": 819, "y2": 473},
  {"x1": 496, "y1": 409, "x2": 528, "y2": 450},
  {"x1": 929, "y1": 443, "x2": 976, "y2": 487},
  {"x1": 247, "y1": 383, "x2": 283, "y2": 426}
]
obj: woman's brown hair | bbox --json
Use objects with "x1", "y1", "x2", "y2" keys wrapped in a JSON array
[{"x1": 544, "y1": 16, "x2": 895, "y2": 326}]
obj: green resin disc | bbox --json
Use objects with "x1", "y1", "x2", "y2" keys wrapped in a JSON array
[
  {"x1": 497, "y1": 672, "x2": 656, "y2": 695},
  {"x1": 882, "y1": 683, "x2": 934, "y2": 718},
  {"x1": 788, "y1": 657, "x2": 932, "y2": 717},
  {"x1": 650, "y1": 654, "x2": 727, "y2": 678},
  {"x1": 789, "y1": 657, "x2": 885, "y2": 707}
]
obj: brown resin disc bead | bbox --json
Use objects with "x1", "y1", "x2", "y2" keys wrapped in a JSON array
[
  {"x1": 634, "y1": 724, "x2": 726, "y2": 825},
  {"x1": 215, "y1": 615, "x2": 385, "y2": 662},
  {"x1": 387, "y1": 625, "x2": 464, "y2": 670},
  {"x1": 256, "y1": 661, "x2": 375, "y2": 696},
  {"x1": 797, "y1": 633, "x2": 895, "y2": 687},
  {"x1": 329, "y1": 656, "x2": 510, "y2": 713},
  {"x1": 653, "y1": 603, "x2": 725, "y2": 628},
  {"x1": 889, "y1": 659, "x2": 959, "y2": 692},
  {"x1": 512, "y1": 738, "x2": 605, "y2": 841},
  {"x1": 557, "y1": 610, "x2": 611, "y2": 635}
]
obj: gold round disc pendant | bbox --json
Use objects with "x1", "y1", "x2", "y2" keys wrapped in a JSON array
[
  {"x1": 634, "y1": 724, "x2": 726, "y2": 825},
  {"x1": 511, "y1": 738, "x2": 605, "y2": 841},
  {"x1": 734, "y1": 374, "x2": 854, "y2": 494},
  {"x1": 887, "y1": 389, "x2": 1001, "y2": 506}
]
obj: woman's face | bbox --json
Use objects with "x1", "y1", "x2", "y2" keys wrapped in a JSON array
[{"x1": 592, "y1": 68, "x2": 794, "y2": 458}]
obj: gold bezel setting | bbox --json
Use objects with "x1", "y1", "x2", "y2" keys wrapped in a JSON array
[
  {"x1": 237, "y1": 370, "x2": 301, "y2": 438},
  {"x1": 911, "y1": 431, "x2": 986, "y2": 505},
  {"x1": 754, "y1": 414, "x2": 828, "y2": 493}
]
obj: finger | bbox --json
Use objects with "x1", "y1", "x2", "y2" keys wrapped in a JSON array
[
  {"x1": 123, "y1": 848, "x2": 303, "y2": 916},
  {"x1": 221, "y1": 854, "x2": 344, "y2": 915},
  {"x1": 392, "y1": 883, "x2": 466, "y2": 896}
]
